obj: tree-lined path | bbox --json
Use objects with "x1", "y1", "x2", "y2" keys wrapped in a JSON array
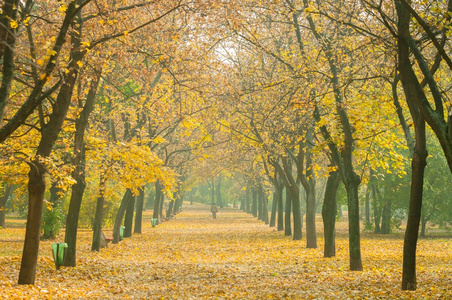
[{"x1": 1, "y1": 203, "x2": 451, "y2": 299}]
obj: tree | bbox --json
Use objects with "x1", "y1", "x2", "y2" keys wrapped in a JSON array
[{"x1": 0, "y1": 184, "x2": 14, "y2": 228}]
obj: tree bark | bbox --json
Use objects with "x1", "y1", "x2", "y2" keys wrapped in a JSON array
[
  {"x1": 364, "y1": 183, "x2": 371, "y2": 230},
  {"x1": 0, "y1": 184, "x2": 13, "y2": 228},
  {"x1": 112, "y1": 189, "x2": 133, "y2": 243},
  {"x1": 173, "y1": 191, "x2": 183, "y2": 214},
  {"x1": 284, "y1": 186, "x2": 292, "y2": 236},
  {"x1": 402, "y1": 119, "x2": 427, "y2": 290},
  {"x1": 395, "y1": 0, "x2": 429, "y2": 289},
  {"x1": 277, "y1": 184, "x2": 284, "y2": 231},
  {"x1": 281, "y1": 157, "x2": 302, "y2": 240},
  {"x1": 245, "y1": 183, "x2": 251, "y2": 213},
  {"x1": 261, "y1": 185, "x2": 269, "y2": 224},
  {"x1": 322, "y1": 170, "x2": 340, "y2": 258},
  {"x1": 166, "y1": 199, "x2": 174, "y2": 219},
  {"x1": 153, "y1": 180, "x2": 162, "y2": 221},
  {"x1": 297, "y1": 127, "x2": 317, "y2": 248},
  {"x1": 251, "y1": 186, "x2": 258, "y2": 217},
  {"x1": 269, "y1": 190, "x2": 277, "y2": 227},
  {"x1": 257, "y1": 184, "x2": 263, "y2": 221},
  {"x1": 123, "y1": 195, "x2": 135, "y2": 238},
  {"x1": 18, "y1": 161, "x2": 46, "y2": 285},
  {"x1": 134, "y1": 187, "x2": 145, "y2": 234},
  {"x1": 305, "y1": 187, "x2": 316, "y2": 248},
  {"x1": 91, "y1": 175, "x2": 106, "y2": 252},
  {"x1": 343, "y1": 170, "x2": 363, "y2": 271},
  {"x1": 420, "y1": 214, "x2": 427, "y2": 238}
]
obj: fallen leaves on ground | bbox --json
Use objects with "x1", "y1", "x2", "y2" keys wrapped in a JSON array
[{"x1": 1, "y1": 203, "x2": 451, "y2": 299}]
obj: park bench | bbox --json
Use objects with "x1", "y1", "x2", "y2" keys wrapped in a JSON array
[{"x1": 100, "y1": 231, "x2": 112, "y2": 248}]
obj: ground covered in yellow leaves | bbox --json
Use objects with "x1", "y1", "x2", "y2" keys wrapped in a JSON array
[{"x1": 1, "y1": 203, "x2": 451, "y2": 299}]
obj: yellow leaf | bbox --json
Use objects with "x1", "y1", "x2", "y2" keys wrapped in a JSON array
[
  {"x1": 153, "y1": 136, "x2": 166, "y2": 144},
  {"x1": 58, "y1": 4, "x2": 67, "y2": 12},
  {"x1": 47, "y1": 49, "x2": 57, "y2": 56},
  {"x1": 10, "y1": 20, "x2": 18, "y2": 28}
]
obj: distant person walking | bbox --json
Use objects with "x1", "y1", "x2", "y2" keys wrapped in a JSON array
[{"x1": 211, "y1": 203, "x2": 218, "y2": 219}]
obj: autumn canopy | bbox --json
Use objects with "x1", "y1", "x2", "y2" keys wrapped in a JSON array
[{"x1": 0, "y1": 0, "x2": 451, "y2": 297}]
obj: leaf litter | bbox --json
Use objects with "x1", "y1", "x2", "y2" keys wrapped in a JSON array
[{"x1": 1, "y1": 203, "x2": 451, "y2": 299}]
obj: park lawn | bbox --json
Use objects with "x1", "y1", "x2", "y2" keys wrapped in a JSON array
[{"x1": 0, "y1": 203, "x2": 451, "y2": 299}]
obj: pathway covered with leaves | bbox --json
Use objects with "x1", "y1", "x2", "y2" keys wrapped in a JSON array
[{"x1": 1, "y1": 203, "x2": 451, "y2": 299}]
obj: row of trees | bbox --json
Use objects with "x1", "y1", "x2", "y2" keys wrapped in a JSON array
[
  {"x1": 1, "y1": 0, "x2": 451, "y2": 292},
  {"x1": 196, "y1": 0, "x2": 452, "y2": 291}
]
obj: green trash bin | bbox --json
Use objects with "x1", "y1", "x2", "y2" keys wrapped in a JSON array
[
  {"x1": 51, "y1": 243, "x2": 67, "y2": 270},
  {"x1": 119, "y1": 226, "x2": 125, "y2": 241},
  {"x1": 151, "y1": 218, "x2": 157, "y2": 227}
]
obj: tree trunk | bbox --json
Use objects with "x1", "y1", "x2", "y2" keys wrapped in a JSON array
[
  {"x1": 297, "y1": 127, "x2": 317, "y2": 247},
  {"x1": 284, "y1": 185, "x2": 292, "y2": 237},
  {"x1": 0, "y1": 184, "x2": 13, "y2": 228},
  {"x1": 420, "y1": 214, "x2": 427, "y2": 238},
  {"x1": 158, "y1": 193, "x2": 165, "y2": 218},
  {"x1": 281, "y1": 157, "x2": 302, "y2": 240},
  {"x1": 216, "y1": 176, "x2": 223, "y2": 208},
  {"x1": 64, "y1": 70, "x2": 100, "y2": 266},
  {"x1": 123, "y1": 195, "x2": 135, "y2": 238},
  {"x1": 290, "y1": 185, "x2": 302, "y2": 240},
  {"x1": 166, "y1": 199, "x2": 174, "y2": 219},
  {"x1": 112, "y1": 189, "x2": 133, "y2": 243},
  {"x1": 322, "y1": 170, "x2": 340, "y2": 258},
  {"x1": 64, "y1": 146, "x2": 87, "y2": 261},
  {"x1": 305, "y1": 187, "x2": 316, "y2": 248},
  {"x1": 18, "y1": 161, "x2": 46, "y2": 285},
  {"x1": 402, "y1": 119, "x2": 427, "y2": 290},
  {"x1": 372, "y1": 183, "x2": 382, "y2": 234},
  {"x1": 261, "y1": 186, "x2": 269, "y2": 224},
  {"x1": 245, "y1": 184, "x2": 251, "y2": 213},
  {"x1": 269, "y1": 190, "x2": 277, "y2": 227},
  {"x1": 153, "y1": 181, "x2": 162, "y2": 221},
  {"x1": 134, "y1": 187, "x2": 144, "y2": 234},
  {"x1": 91, "y1": 175, "x2": 107, "y2": 252},
  {"x1": 343, "y1": 171, "x2": 363, "y2": 271},
  {"x1": 277, "y1": 184, "x2": 284, "y2": 231},
  {"x1": 395, "y1": 0, "x2": 430, "y2": 289},
  {"x1": 257, "y1": 185, "x2": 263, "y2": 220},
  {"x1": 174, "y1": 191, "x2": 183, "y2": 214},
  {"x1": 154, "y1": 181, "x2": 165, "y2": 224},
  {"x1": 251, "y1": 186, "x2": 258, "y2": 217},
  {"x1": 364, "y1": 184, "x2": 371, "y2": 230}
]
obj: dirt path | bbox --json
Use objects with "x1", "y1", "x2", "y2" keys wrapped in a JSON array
[{"x1": 1, "y1": 202, "x2": 451, "y2": 299}]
